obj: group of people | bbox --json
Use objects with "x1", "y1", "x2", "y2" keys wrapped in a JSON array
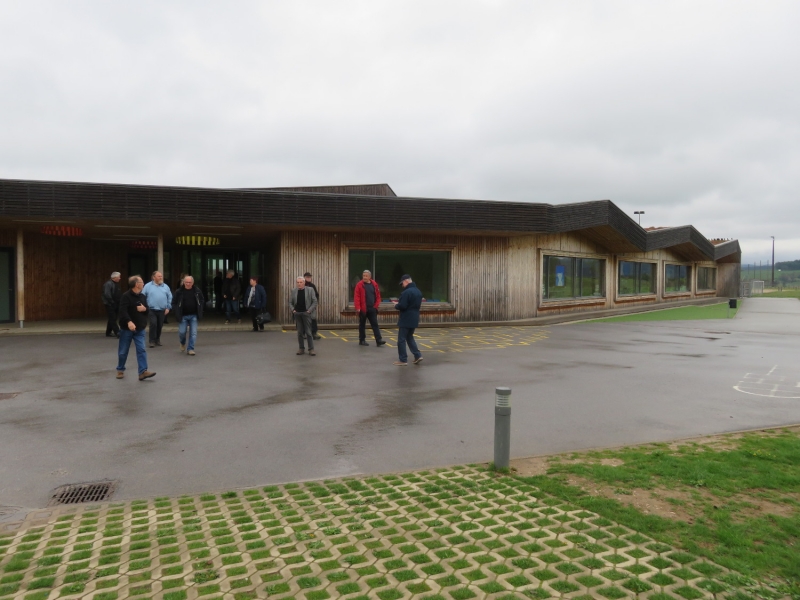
[
  {"x1": 211, "y1": 270, "x2": 268, "y2": 325},
  {"x1": 103, "y1": 269, "x2": 267, "y2": 380},
  {"x1": 291, "y1": 269, "x2": 423, "y2": 366},
  {"x1": 102, "y1": 266, "x2": 423, "y2": 380}
]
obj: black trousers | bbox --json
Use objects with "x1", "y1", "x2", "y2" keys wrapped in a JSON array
[
  {"x1": 105, "y1": 304, "x2": 119, "y2": 336},
  {"x1": 312, "y1": 318, "x2": 318, "y2": 336},
  {"x1": 359, "y1": 308, "x2": 383, "y2": 342},
  {"x1": 249, "y1": 307, "x2": 264, "y2": 331},
  {"x1": 148, "y1": 310, "x2": 166, "y2": 342}
]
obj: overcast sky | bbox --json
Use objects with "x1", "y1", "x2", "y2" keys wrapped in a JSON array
[{"x1": 1, "y1": 2, "x2": 797, "y2": 263}]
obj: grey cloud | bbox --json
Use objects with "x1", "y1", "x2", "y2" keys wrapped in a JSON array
[{"x1": 0, "y1": 1, "x2": 798, "y2": 262}]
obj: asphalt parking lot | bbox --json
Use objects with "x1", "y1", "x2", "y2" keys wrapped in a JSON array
[{"x1": 1, "y1": 298, "x2": 799, "y2": 509}]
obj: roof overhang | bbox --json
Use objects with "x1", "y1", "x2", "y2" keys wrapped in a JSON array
[{"x1": 0, "y1": 178, "x2": 737, "y2": 263}]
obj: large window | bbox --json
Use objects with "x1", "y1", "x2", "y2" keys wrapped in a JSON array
[
  {"x1": 665, "y1": 264, "x2": 691, "y2": 293},
  {"x1": 618, "y1": 261, "x2": 656, "y2": 295},
  {"x1": 349, "y1": 249, "x2": 450, "y2": 302},
  {"x1": 543, "y1": 256, "x2": 605, "y2": 301},
  {"x1": 697, "y1": 267, "x2": 717, "y2": 291}
]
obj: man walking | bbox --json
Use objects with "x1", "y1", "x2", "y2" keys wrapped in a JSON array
[
  {"x1": 303, "y1": 272, "x2": 321, "y2": 340},
  {"x1": 354, "y1": 270, "x2": 386, "y2": 347},
  {"x1": 116, "y1": 275, "x2": 156, "y2": 380},
  {"x1": 142, "y1": 271, "x2": 172, "y2": 348},
  {"x1": 244, "y1": 276, "x2": 267, "y2": 332},
  {"x1": 172, "y1": 275, "x2": 204, "y2": 356},
  {"x1": 392, "y1": 274, "x2": 423, "y2": 366},
  {"x1": 222, "y1": 269, "x2": 241, "y2": 324},
  {"x1": 102, "y1": 271, "x2": 122, "y2": 338},
  {"x1": 290, "y1": 275, "x2": 317, "y2": 356}
]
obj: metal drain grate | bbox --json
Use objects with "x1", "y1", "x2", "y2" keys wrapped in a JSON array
[{"x1": 48, "y1": 481, "x2": 118, "y2": 506}]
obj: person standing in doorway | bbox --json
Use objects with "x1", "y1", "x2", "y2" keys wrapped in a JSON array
[
  {"x1": 303, "y1": 272, "x2": 321, "y2": 340},
  {"x1": 172, "y1": 275, "x2": 204, "y2": 356},
  {"x1": 354, "y1": 270, "x2": 386, "y2": 347},
  {"x1": 142, "y1": 271, "x2": 172, "y2": 348},
  {"x1": 102, "y1": 271, "x2": 122, "y2": 338},
  {"x1": 222, "y1": 269, "x2": 241, "y2": 324},
  {"x1": 116, "y1": 275, "x2": 156, "y2": 380},
  {"x1": 245, "y1": 276, "x2": 267, "y2": 332},
  {"x1": 290, "y1": 275, "x2": 317, "y2": 356},
  {"x1": 392, "y1": 274, "x2": 423, "y2": 366}
]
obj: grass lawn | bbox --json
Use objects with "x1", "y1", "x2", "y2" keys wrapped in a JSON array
[
  {"x1": 515, "y1": 427, "x2": 800, "y2": 598},
  {"x1": 762, "y1": 289, "x2": 800, "y2": 299},
  {"x1": 591, "y1": 301, "x2": 739, "y2": 323}
]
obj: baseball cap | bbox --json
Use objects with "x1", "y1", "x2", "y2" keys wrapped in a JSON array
[{"x1": 399, "y1": 274, "x2": 411, "y2": 284}]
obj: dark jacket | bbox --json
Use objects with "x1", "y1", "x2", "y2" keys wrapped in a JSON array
[
  {"x1": 102, "y1": 279, "x2": 121, "y2": 307},
  {"x1": 172, "y1": 286, "x2": 205, "y2": 321},
  {"x1": 222, "y1": 276, "x2": 241, "y2": 300},
  {"x1": 395, "y1": 282, "x2": 423, "y2": 328},
  {"x1": 244, "y1": 284, "x2": 267, "y2": 310},
  {"x1": 354, "y1": 279, "x2": 381, "y2": 312},
  {"x1": 305, "y1": 282, "x2": 319, "y2": 307},
  {"x1": 118, "y1": 290, "x2": 149, "y2": 331}
]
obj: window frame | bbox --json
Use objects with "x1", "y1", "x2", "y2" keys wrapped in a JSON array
[
  {"x1": 616, "y1": 259, "x2": 658, "y2": 299},
  {"x1": 696, "y1": 266, "x2": 717, "y2": 292},
  {"x1": 541, "y1": 251, "x2": 608, "y2": 303},
  {"x1": 663, "y1": 262, "x2": 692, "y2": 295},
  {"x1": 345, "y1": 243, "x2": 455, "y2": 310}
]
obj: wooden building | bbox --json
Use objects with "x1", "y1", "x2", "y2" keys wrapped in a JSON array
[{"x1": 0, "y1": 178, "x2": 741, "y2": 326}]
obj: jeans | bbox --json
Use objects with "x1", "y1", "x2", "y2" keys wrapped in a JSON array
[
  {"x1": 179, "y1": 314, "x2": 198, "y2": 351},
  {"x1": 295, "y1": 313, "x2": 314, "y2": 350},
  {"x1": 105, "y1": 304, "x2": 119, "y2": 336},
  {"x1": 225, "y1": 299, "x2": 240, "y2": 320},
  {"x1": 358, "y1": 307, "x2": 383, "y2": 342},
  {"x1": 148, "y1": 309, "x2": 166, "y2": 343},
  {"x1": 249, "y1": 306, "x2": 264, "y2": 331},
  {"x1": 397, "y1": 327, "x2": 421, "y2": 363},
  {"x1": 117, "y1": 328, "x2": 148, "y2": 374}
]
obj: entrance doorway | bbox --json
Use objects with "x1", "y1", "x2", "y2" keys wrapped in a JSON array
[
  {"x1": 0, "y1": 248, "x2": 13, "y2": 322},
  {"x1": 181, "y1": 250, "x2": 265, "y2": 312}
]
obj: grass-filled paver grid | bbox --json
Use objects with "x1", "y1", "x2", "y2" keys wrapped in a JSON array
[{"x1": 0, "y1": 466, "x2": 742, "y2": 599}]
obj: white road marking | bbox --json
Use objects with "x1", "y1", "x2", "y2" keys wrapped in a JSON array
[{"x1": 733, "y1": 365, "x2": 800, "y2": 399}]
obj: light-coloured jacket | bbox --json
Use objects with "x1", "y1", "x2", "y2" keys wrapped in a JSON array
[{"x1": 289, "y1": 286, "x2": 318, "y2": 318}]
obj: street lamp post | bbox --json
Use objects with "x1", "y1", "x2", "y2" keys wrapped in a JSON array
[
  {"x1": 634, "y1": 211, "x2": 645, "y2": 226},
  {"x1": 771, "y1": 236, "x2": 775, "y2": 288}
]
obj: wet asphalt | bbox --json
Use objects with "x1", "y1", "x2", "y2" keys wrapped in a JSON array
[{"x1": 1, "y1": 298, "x2": 799, "y2": 508}]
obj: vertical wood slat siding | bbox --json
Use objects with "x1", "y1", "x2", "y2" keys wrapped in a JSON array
[
  {"x1": 279, "y1": 231, "x2": 510, "y2": 325},
  {"x1": 717, "y1": 263, "x2": 740, "y2": 298},
  {"x1": 0, "y1": 229, "x2": 16, "y2": 246},
  {"x1": 507, "y1": 235, "x2": 538, "y2": 320},
  {"x1": 22, "y1": 233, "x2": 129, "y2": 320}
]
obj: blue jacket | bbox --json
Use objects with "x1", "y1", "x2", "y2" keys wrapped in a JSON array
[
  {"x1": 142, "y1": 281, "x2": 173, "y2": 311},
  {"x1": 395, "y1": 282, "x2": 422, "y2": 328},
  {"x1": 244, "y1": 284, "x2": 267, "y2": 310}
]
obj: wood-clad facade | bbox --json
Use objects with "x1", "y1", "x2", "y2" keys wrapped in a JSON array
[
  {"x1": 275, "y1": 230, "x2": 739, "y2": 325},
  {"x1": 0, "y1": 178, "x2": 741, "y2": 325}
]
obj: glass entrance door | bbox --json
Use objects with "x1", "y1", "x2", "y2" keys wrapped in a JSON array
[
  {"x1": 0, "y1": 249, "x2": 13, "y2": 322},
  {"x1": 181, "y1": 250, "x2": 252, "y2": 312}
]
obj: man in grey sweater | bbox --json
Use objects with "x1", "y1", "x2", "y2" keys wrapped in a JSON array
[{"x1": 289, "y1": 276, "x2": 318, "y2": 356}]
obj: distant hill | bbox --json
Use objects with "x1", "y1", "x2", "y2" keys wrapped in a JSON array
[{"x1": 776, "y1": 260, "x2": 800, "y2": 270}]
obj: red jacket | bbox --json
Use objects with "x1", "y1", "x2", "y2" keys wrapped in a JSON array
[{"x1": 354, "y1": 279, "x2": 381, "y2": 312}]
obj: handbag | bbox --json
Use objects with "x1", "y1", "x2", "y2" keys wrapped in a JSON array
[{"x1": 256, "y1": 311, "x2": 272, "y2": 325}]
